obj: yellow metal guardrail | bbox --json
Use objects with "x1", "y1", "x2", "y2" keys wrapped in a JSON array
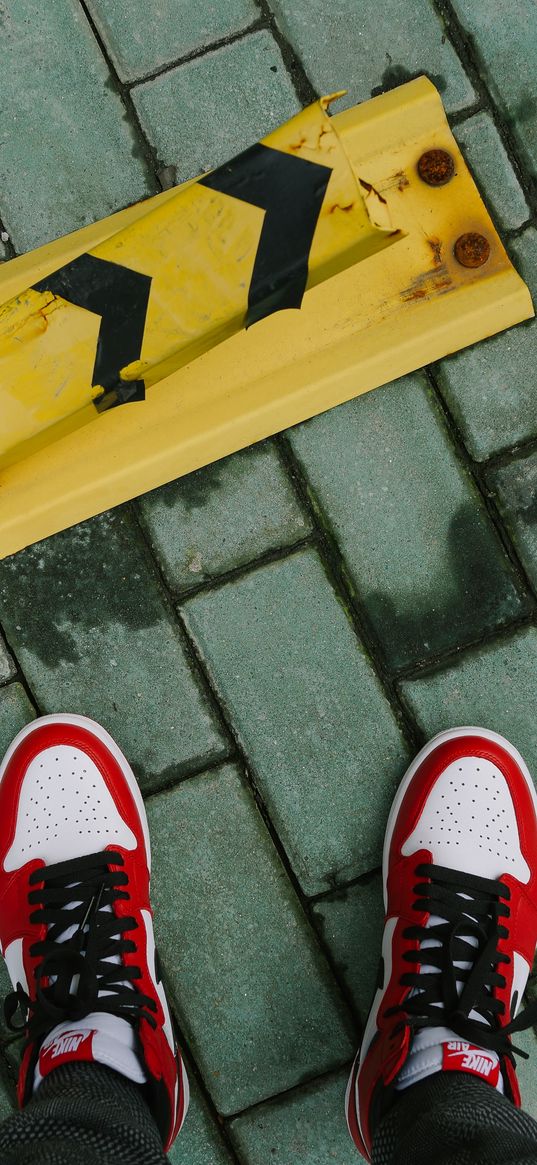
[
  {"x1": 0, "y1": 78, "x2": 534, "y2": 558},
  {"x1": 0, "y1": 94, "x2": 398, "y2": 470}
]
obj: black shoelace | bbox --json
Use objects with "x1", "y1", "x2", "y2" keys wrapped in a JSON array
[
  {"x1": 384, "y1": 863, "x2": 537, "y2": 1066},
  {"x1": 4, "y1": 850, "x2": 158, "y2": 1048}
]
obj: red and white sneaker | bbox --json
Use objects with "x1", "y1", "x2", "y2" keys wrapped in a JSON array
[
  {"x1": 0, "y1": 714, "x2": 189, "y2": 1151},
  {"x1": 346, "y1": 726, "x2": 537, "y2": 1161}
]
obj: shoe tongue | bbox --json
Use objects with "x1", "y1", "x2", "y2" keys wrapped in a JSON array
[
  {"x1": 395, "y1": 900, "x2": 503, "y2": 1094},
  {"x1": 395, "y1": 1024, "x2": 503, "y2": 1092},
  {"x1": 34, "y1": 1013, "x2": 147, "y2": 1092}
]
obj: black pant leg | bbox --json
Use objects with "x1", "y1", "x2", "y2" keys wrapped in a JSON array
[
  {"x1": 372, "y1": 1071, "x2": 537, "y2": 1165},
  {"x1": 0, "y1": 1061, "x2": 167, "y2": 1165}
]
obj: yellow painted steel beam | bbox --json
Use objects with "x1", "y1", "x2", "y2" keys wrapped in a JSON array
[
  {"x1": 0, "y1": 95, "x2": 398, "y2": 470},
  {"x1": 0, "y1": 77, "x2": 533, "y2": 559}
]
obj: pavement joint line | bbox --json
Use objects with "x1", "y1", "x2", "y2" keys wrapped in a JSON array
[
  {"x1": 0, "y1": 219, "x2": 16, "y2": 262},
  {"x1": 127, "y1": 501, "x2": 235, "y2": 749},
  {"x1": 174, "y1": 604, "x2": 363, "y2": 1037},
  {"x1": 256, "y1": 0, "x2": 318, "y2": 106},
  {"x1": 125, "y1": 19, "x2": 266, "y2": 90},
  {"x1": 432, "y1": 0, "x2": 537, "y2": 213},
  {"x1": 222, "y1": 1057, "x2": 355, "y2": 1124},
  {"x1": 308, "y1": 865, "x2": 383, "y2": 906},
  {"x1": 505, "y1": 219, "x2": 537, "y2": 240},
  {"x1": 426, "y1": 364, "x2": 537, "y2": 606},
  {"x1": 143, "y1": 754, "x2": 236, "y2": 803},
  {"x1": 134, "y1": 494, "x2": 376, "y2": 1039},
  {"x1": 141, "y1": 529, "x2": 317, "y2": 602},
  {"x1": 0, "y1": 624, "x2": 40, "y2": 717},
  {"x1": 156, "y1": 982, "x2": 245, "y2": 1165},
  {"x1": 391, "y1": 612, "x2": 536, "y2": 681},
  {"x1": 76, "y1": 0, "x2": 164, "y2": 190},
  {"x1": 447, "y1": 102, "x2": 485, "y2": 127},
  {"x1": 394, "y1": 609, "x2": 537, "y2": 686},
  {"x1": 483, "y1": 433, "x2": 537, "y2": 471},
  {"x1": 275, "y1": 433, "x2": 423, "y2": 757}
]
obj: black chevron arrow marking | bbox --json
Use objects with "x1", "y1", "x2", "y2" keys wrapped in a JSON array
[
  {"x1": 33, "y1": 253, "x2": 152, "y2": 411},
  {"x1": 200, "y1": 143, "x2": 332, "y2": 326}
]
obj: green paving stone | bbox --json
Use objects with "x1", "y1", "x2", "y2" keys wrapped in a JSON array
[
  {"x1": 511, "y1": 228, "x2": 537, "y2": 304},
  {"x1": 454, "y1": 113, "x2": 530, "y2": 231},
  {"x1": 289, "y1": 375, "x2": 525, "y2": 670},
  {"x1": 0, "y1": 0, "x2": 155, "y2": 252},
  {"x1": 433, "y1": 226, "x2": 537, "y2": 464},
  {"x1": 488, "y1": 451, "x2": 537, "y2": 593},
  {"x1": 132, "y1": 32, "x2": 300, "y2": 183},
  {"x1": 229, "y1": 1069, "x2": 362, "y2": 1165},
  {"x1": 0, "y1": 954, "x2": 20, "y2": 1042},
  {"x1": 183, "y1": 549, "x2": 409, "y2": 895},
  {"x1": 168, "y1": 1068, "x2": 234, "y2": 1165},
  {"x1": 147, "y1": 766, "x2": 354, "y2": 1114},
  {"x1": 400, "y1": 627, "x2": 537, "y2": 780},
  {"x1": 0, "y1": 241, "x2": 9, "y2": 263},
  {"x1": 450, "y1": 0, "x2": 537, "y2": 174},
  {"x1": 0, "y1": 684, "x2": 35, "y2": 761},
  {"x1": 312, "y1": 873, "x2": 385, "y2": 1023},
  {"x1": 138, "y1": 443, "x2": 310, "y2": 592},
  {"x1": 0, "y1": 511, "x2": 227, "y2": 793},
  {"x1": 515, "y1": 1022, "x2": 537, "y2": 1120},
  {"x1": 269, "y1": 0, "x2": 474, "y2": 113},
  {"x1": 0, "y1": 638, "x2": 16, "y2": 685},
  {"x1": 86, "y1": 0, "x2": 258, "y2": 83},
  {"x1": 0, "y1": 1065, "x2": 15, "y2": 1122}
]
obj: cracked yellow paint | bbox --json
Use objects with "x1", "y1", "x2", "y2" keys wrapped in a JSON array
[{"x1": 0, "y1": 77, "x2": 533, "y2": 559}]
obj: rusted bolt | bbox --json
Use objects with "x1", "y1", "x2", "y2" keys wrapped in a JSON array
[
  {"x1": 454, "y1": 232, "x2": 491, "y2": 268},
  {"x1": 417, "y1": 149, "x2": 455, "y2": 186}
]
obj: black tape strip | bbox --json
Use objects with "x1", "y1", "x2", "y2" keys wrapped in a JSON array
[
  {"x1": 33, "y1": 254, "x2": 152, "y2": 410},
  {"x1": 200, "y1": 143, "x2": 332, "y2": 326}
]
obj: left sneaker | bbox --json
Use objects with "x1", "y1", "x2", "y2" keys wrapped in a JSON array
[{"x1": 0, "y1": 713, "x2": 189, "y2": 1152}]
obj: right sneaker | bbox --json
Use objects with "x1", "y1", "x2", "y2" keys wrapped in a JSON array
[{"x1": 346, "y1": 726, "x2": 537, "y2": 1162}]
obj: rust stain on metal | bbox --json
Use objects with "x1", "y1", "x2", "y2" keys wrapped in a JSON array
[
  {"x1": 417, "y1": 149, "x2": 455, "y2": 186},
  {"x1": 400, "y1": 247, "x2": 453, "y2": 303},
  {"x1": 358, "y1": 178, "x2": 388, "y2": 206},
  {"x1": 377, "y1": 170, "x2": 410, "y2": 194},
  {"x1": 289, "y1": 136, "x2": 307, "y2": 151},
  {"x1": 454, "y1": 232, "x2": 491, "y2": 268},
  {"x1": 427, "y1": 236, "x2": 443, "y2": 267}
]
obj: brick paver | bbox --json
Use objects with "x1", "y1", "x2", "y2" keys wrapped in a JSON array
[
  {"x1": 450, "y1": 0, "x2": 537, "y2": 174},
  {"x1": 1, "y1": 0, "x2": 537, "y2": 1152},
  {"x1": 183, "y1": 549, "x2": 410, "y2": 895},
  {"x1": 132, "y1": 32, "x2": 300, "y2": 183},
  {"x1": 269, "y1": 0, "x2": 475, "y2": 112},
  {"x1": 0, "y1": 0, "x2": 155, "y2": 253},
  {"x1": 401, "y1": 627, "x2": 537, "y2": 778},
  {"x1": 289, "y1": 374, "x2": 526, "y2": 671},
  {"x1": 138, "y1": 442, "x2": 310, "y2": 593},
  {"x1": 312, "y1": 873, "x2": 385, "y2": 1023},
  {"x1": 0, "y1": 512, "x2": 228, "y2": 792},
  {"x1": 229, "y1": 1069, "x2": 361, "y2": 1164},
  {"x1": 0, "y1": 640, "x2": 15, "y2": 686},
  {"x1": 453, "y1": 113, "x2": 530, "y2": 231},
  {"x1": 85, "y1": 0, "x2": 259, "y2": 83},
  {"x1": 488, "y1": 452, "x2": 537, "y2": 594},
  {"x1": 147, "y1": 765, "x2": 354, "y2": 1114},
  {"x1": 0, "y1": 685, "x2": 35, "y2": 760},
  {"x1": 168, "y1": 1070, "x2": 234, "y2": 1165},
  {"x1": 436, "y1": 229, "x2": 537, "y2": 461}
]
